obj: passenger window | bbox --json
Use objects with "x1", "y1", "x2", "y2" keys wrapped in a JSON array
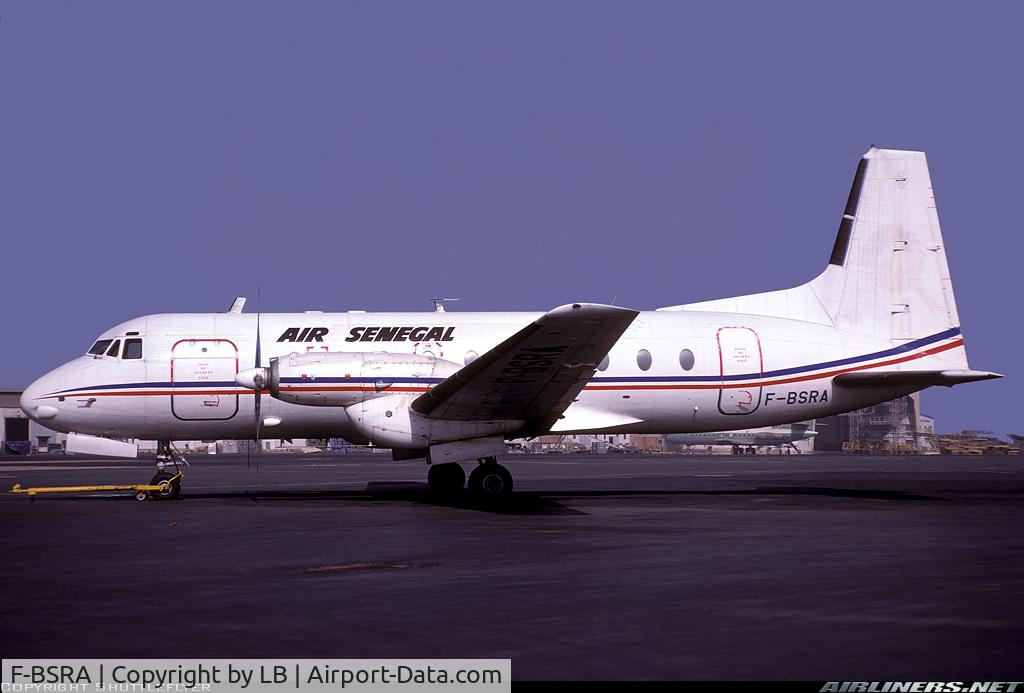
[
  {"x1": 637, "y1": 349, "x2": 652, "y2": 371},
  {"x1": 106, "y1": 340, "x2": 121, "y2": 358},
  {"x1": 679, "y1": 348, "x2": 695, "y2": 371},
  {"x1": 123, "y1": 339, "x2": 143, "y2": 360},
  {"x1": 88, "y1": 340, "x2": 113, "y2": 356}
]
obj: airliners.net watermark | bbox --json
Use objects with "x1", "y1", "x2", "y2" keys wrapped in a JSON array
[{"x1": 820, "y1": 684, "x2": 1021, "y2": 693}]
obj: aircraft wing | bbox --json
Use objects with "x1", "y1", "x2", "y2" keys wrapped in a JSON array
[{"x1": 411, "y1": 303, "x2": 639, "y2": 433}]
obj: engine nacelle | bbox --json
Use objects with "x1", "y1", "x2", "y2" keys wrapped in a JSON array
[
  {"x1": 265, "y1": 351, "x2": 462, "y2": 407},
  {"x1": 344, "y1": 393, "x2": 522, "y2": 448},
  {"x1": 241, "y1": 350, "x2": 521, "y2": 452}
]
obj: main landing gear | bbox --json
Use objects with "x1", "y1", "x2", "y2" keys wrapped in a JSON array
[
  {"x1": 427, "y1": 462, "x2": 466, "y2": 497},
  {"x1": 427, "y1": 456, "x2": 514, "y2": 501},
  {"x1": 468, "y1": 457, "x2": 513, "y2": 500}
]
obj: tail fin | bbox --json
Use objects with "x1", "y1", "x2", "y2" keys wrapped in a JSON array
[
  {"x1": 659, "y1": 147, "x2": 967, "y2": 366},
  {"x1": 811, "y1": 147, "x2": 960, "y2": 345}
]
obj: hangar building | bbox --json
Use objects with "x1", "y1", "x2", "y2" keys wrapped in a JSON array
[{"x1": 0, "y1": 388, "x2": 65, "y2": 454}]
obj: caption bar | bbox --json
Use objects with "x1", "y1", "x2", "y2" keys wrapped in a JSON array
[{"x1": 1, "y1": 660, "x2": 510, "y2": 693}]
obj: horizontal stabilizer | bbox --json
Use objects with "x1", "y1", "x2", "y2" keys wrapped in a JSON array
[{"x1": 833, "y1": 369, "x2": 1002, "y2": 389}]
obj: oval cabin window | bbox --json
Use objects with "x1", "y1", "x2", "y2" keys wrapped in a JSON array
[
  {"x1": 637, "y1": 349, "x2": 652, "y2": 371},
  {"x1": 679, "y1": 348, "x2": 695, "y2": 371}
]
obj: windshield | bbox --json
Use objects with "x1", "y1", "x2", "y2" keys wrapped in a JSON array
[{"x1": 88, "y1": 339, "x2": 113, "y2": 356}]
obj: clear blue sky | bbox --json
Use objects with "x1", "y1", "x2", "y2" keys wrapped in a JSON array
[{"x1": 1, "y1": 2, "x2": 1020, "y2": 435}]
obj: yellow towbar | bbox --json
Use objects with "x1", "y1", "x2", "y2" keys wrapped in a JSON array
[{"x1": 10, "y1": 472, "x2": 184, "y2": 501}]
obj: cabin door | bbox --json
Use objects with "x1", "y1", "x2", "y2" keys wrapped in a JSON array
[
  {"x1": 171, "y1": 339, "x2": 240, "y2": 421},
  {"x1": 717, "y1": 327, "x2": 763, "y2": 415}
]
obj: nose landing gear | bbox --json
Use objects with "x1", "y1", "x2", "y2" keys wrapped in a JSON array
[
  {"x1": 147, "y1": 440, "x2": 187, "y2": 500},
  {"x1": 146, "y1": 470, "x2": 182, "y2": 500}
]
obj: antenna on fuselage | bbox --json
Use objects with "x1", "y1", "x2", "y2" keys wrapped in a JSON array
[{"x1": 430, "y1": 298, "x2": 460, "y2": 313}]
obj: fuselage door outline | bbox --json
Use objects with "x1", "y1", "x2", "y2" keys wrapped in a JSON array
[{"x1": 717, "y1": 326, "x2": 763, "y2": 415}]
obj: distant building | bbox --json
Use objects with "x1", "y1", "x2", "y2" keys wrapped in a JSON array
[
  {"x1": 0, "y1": 388, "x2": 65, "y2": 453},
  {"x1": 525, "y1": 433, "x2": 634, "y2": 453},
  {"x1": 629, "y1": 435, "x2": 664, "y2": 452},
  {"x1": 815, "y1": 393, "x2": 925, "y2": 453}
]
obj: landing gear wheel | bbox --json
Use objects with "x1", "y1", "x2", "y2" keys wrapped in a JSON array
[
  {"x1": 468, "y1": 462, "x2": 513, "y2": 501},
  {"x1": 427, "y1": 463, "x2": 466, "y2": 496},
  {"x1": 148, "y1": 471, "x2": 181, "y2": 500}
]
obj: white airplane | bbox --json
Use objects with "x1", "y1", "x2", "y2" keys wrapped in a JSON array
[
  {"x1": 666, "y1": 422, "x2": 816, "y2": 454},
  {"x1": 20, "y1": 147, "x2": 1000, "y2": 501}
]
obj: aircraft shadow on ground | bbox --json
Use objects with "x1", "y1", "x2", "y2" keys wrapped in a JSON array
[{"x1": 52, "y1": 482, "x2": 943, "y2": 515}]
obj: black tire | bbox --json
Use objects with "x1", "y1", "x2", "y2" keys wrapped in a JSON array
[
  {"x1": 149, "y1": 471, "x2": 181, "y2": 500},
  {"x1": 468, "y1": 463, "x2": 513, "y2": 501},
  {"x1": 427, "y1": 462, "x2": 466, "y2": 496}
]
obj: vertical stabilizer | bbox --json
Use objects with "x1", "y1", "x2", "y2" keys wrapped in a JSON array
[
  {"x1": 659, "y1": 147, "x2": 967, "y2": 366},
  {"x1": 808, "y1": 147, "x2": 961, "y2": 345}
]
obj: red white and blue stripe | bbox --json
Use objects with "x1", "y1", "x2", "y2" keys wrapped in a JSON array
[{"x1": 42, "y1": 327, "x2": 965, "y2": 399}]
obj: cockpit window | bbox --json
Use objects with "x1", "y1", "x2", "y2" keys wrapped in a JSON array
[
  {"x1": 88, "y1": 339, "x2": 113, "y2": 356},
  {"x1": 123, "y1": 339, "x2": 143, "y2": 360},
  {"x1": 106, "y1": 340, "x2": 121, "y2": 358}
]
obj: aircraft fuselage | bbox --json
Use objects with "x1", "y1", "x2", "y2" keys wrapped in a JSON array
[{"x1": 20, "y1": 309, "x2": 963, "y2": 442}]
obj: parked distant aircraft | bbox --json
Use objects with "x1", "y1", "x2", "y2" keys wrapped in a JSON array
[
  {"x1": 666, "y1": 422, "x2": 816, "y2": 454},
  {"x1": 20, "y1": 147, "x2": 1000, "y2": 501}
]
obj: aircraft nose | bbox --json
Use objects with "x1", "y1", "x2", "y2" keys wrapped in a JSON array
[
  {"x1": 20, "y1": 379, "x2": 42, "y2": 418},
  {"x1": 20, "y1": 374, "x2": 60, "y2": 422}
]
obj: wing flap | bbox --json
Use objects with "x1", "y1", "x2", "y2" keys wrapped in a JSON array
[
  {"x1": 548, "y1": 404, "x2": 644, "y2": 432},
  {"x1": 412, "y1": 303, "x2": 639, "y2": 431}
]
